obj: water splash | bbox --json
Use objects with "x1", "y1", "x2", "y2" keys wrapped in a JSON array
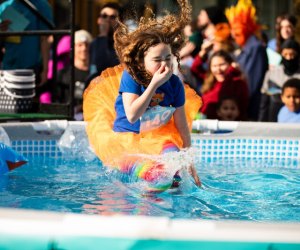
[
  {"x1": 132, "y1": 147, "x2": 196, "y2": 176},
  {"x1": 58, "y1": 126, "x2": 96, "y2": 162},
  {"x1": 114, "y1": 147, "x2": 199, "y2": 193},
  {"x1": 0, "y1": 126, "x2": 11, "y2": 146}
]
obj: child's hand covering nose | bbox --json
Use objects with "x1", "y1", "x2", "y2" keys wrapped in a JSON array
[{"x1": 150, "y1": 64, "x2": 173, "y2": 88}]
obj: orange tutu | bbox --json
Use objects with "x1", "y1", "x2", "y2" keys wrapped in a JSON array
[{"x1": 83, "y1": 65, "x2": 202, "y2": 167}]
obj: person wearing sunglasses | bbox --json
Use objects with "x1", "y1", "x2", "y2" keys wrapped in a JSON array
[{"x1": 89, "y1": 3, "x2": 121, "y2": 82}]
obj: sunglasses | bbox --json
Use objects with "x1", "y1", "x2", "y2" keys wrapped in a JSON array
[{"x1": 99, "y1": 13, "x2": 117, "y2": 20}]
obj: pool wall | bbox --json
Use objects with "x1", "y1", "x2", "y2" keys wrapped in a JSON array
[
  {"x1": 192, "y1": 120, "x2": 300, "y2": 164},
  {"x1": 0, "y1": 120, "x2": 300, "y2": 249},
  {"x1": 2, "y1": 120, "x2": 300, "y2": 162},
  {"x1": 0, "y1": 207, "x2": 300, "y2": 250}
]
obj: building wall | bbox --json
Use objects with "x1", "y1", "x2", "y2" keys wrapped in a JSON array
[
  {"x1": 293, "y1": 0, "x2": 300, "y2": 42},
  {"x1": 50, "y1": 0, "x2": 296, "y2": 40}
]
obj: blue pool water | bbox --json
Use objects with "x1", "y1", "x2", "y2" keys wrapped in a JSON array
[{"x1": 0, "y1": 156, "x2": 299, "y2": 221}]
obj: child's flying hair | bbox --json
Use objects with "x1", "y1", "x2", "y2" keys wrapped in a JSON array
[{"x1": 114, "y1": 0, "x2": 192, "y2": 87}]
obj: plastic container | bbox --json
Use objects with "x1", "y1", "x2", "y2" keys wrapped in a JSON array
[{"x1": 0, "y1": 70, "x2": 35, "y2": 113}]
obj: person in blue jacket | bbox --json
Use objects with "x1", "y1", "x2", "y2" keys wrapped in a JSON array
[{"x1": 226, "y1": 0, "x2": 268, "y2": 121}]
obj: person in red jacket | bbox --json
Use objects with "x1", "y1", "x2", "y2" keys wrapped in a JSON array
[
  {"x1": 190, "y1": 22, "x2": 234, "y2": 92},
  {"x1": 200, "y1": 50, "x2": 249, "y2": 120}
]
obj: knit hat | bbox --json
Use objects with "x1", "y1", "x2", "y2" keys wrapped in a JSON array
[
  {"x1": 281, "y1": 38, "x2": 300, "y2": 53},
  {"x1": 204, "y1": 6, "x2": 227, "y2": 25},
  {"x1": 75, "y1": 29, "x2": 93, "y2": 44}
]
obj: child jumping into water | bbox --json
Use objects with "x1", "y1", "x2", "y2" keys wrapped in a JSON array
[{"x1": 84, "y1": 0, "x2": 201, "y2": 192}]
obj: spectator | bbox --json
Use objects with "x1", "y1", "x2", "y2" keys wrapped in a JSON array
[
  {"x1": 200, "y1": 50, "x2": 249, "y2": 120},
  {"x1": 39, "y1": 35, "x2": 72, "y2": 104},
  {"x1": 173, "y1": 21, "x2": 199, "y2": 93},
  {"x1": 216, "y1": 97, "x2": 241, "y2": 121},
  {"x1": 267, "y1": 14, "x2": 298, "y2": 68},
  {"x1": 191, "y1": 22, "x2": 234, "y2": 91},
  {"x1": 89, "y1": 2, "x2": 121, "y2": 79},
  {"x1": 179, "y1": 5, "x2": 227, "y2": 59},
  {"x1": 179, "y1": 17, "x2": 202, "y2": 59},
  {"x1": 55, "y1": 29, "x2": 92, "y2": 120},
  {"x1": 226, "y1": 0, "x2": 268, "y2": 120},
  {"x1": 268, "y1": 14, "x2": 297, "y2": 53},
  {"x1": 277, "y1": 78, "x2": 300, "y2": 123},
  {"x1": 259, "y1": 39, "x2": 300, "y2": 122},
  {"x1": 47, "y1": 35, "x2": 71, "y2": 80},
  {"x1": 0, "y1": 0, "x2": 53, "y2": 94}
]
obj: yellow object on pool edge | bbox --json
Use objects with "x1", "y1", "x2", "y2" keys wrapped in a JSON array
[{"x1": 83, "y1": 65, "x2": 202, "y2": 191}]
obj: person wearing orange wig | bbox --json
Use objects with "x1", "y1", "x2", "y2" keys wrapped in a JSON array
[{"x1": 226, "y1": 0, "x2": 268, "y2": 120}]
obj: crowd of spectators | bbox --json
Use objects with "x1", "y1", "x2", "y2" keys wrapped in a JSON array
[{"x1": 178, "y1": 1, "x2": 300, "y2": 123}]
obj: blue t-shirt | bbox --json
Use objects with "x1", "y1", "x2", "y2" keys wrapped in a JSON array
[
  {"x1": 277, "y1": 106, "x2": 300, "y2": 123},
  {"x1": 113, "y1": 70, "x2": 185, "y2": 133}
]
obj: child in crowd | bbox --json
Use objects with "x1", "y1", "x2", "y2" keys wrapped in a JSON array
[
  {"x1": 216, "y1": 97, "x2": 240, "y2": 121},
  {"x1": 83, "y1": 0, "x2": 201, "y2": 191},
  {"x1": 277, "y1": 78, "x2": 300, "y2": 123},
  {"x1": 259, "y1": 39, "x2": 300, "y2": 122}
]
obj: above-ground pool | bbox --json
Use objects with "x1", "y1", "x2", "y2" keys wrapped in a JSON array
[{"x1": 0, "y1": 120, "x2": 300, "y2": 249}]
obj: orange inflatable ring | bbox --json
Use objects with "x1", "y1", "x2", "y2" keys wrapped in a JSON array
[{"x1": 83, "y1": 65, "x2": 202, "y2": 168}]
